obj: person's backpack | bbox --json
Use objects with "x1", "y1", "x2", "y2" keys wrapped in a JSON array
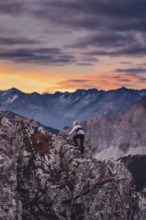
[{"x1": 76, "y1": 126, "x2": 84, "y2": 133}]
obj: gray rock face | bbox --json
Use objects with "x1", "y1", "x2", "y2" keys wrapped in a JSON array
[
  {"x1": 0, "y1": 112, "x2": 23, "y2": 220},
  {"x1": 0, "y1": 111, "x2": 146, "y2": 220},
  {"x1": 82, "y1": 97, "x2": 146, "y2": 160}
]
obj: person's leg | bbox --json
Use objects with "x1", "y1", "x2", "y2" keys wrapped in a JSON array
[
  {"x1": 80, "y1": 135, "x2": 84, "y2": 155},
  {"x1": 73, "y1": 135, "x2": 78, "y2": 146}
]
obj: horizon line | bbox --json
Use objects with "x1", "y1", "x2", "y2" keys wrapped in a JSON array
[{"x1": 1, "y1": 86, "x2": 146, "y2": 95}]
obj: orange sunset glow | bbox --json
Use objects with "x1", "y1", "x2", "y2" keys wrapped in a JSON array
[{"x1": 1, "y1": 56, "x2": 146, "y2": 94}]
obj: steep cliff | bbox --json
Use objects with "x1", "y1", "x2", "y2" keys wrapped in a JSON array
[
  {"x1": 82, "y1": 96, "x2": 146, "y2": 160},
  {"x1": 120, "y1": 155, "x2": 146, "y2": 191},
  {"x1": 0, "y1": 111, "x2": 146, "y2": 220}
]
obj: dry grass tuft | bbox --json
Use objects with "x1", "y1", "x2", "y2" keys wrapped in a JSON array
[
  {"x1": 31, "y1": 131, "x2": 53, "y2": 156},
  {"x1": 96, "y1": 176, "x2": 119, "y2": 186}
]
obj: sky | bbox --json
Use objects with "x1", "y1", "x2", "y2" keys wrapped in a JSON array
[{"x1": 1, "y1": 0, "x2": 146, "y2": 93}]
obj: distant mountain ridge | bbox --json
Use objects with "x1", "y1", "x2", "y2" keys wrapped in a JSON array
[{"x1": 0, "y1": 87, "x2": 146, "y2": 129}]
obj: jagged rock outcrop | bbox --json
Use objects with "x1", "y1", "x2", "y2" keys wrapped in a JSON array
[
  {"x1": 0, "y1": 112, "x2": 23, "y2": 219},
  {"x1": 0, "y1": 111, "x2": 146, "y2": 220}
]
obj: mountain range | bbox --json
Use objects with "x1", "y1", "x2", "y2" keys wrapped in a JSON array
[{"x1": 0, "y1": 87, "x2": 146, "y2": 129}]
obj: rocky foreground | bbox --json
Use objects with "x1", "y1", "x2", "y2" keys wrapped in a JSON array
[{"x1": 0, "y1": 111, "x2": 146, "y2": 220}]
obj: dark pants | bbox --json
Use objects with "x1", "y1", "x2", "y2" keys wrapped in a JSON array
[{"x1": 73, "y1": 134, "x2": 84, "y2": 155}]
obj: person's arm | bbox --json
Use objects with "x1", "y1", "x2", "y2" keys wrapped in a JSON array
[{"x1": 68, "y1": 126, "x2": 76, "y2": 136}]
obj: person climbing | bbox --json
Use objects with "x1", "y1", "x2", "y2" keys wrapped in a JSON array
[{"x1": 68, "y1": 121, "x2": 85, "y2": 155}]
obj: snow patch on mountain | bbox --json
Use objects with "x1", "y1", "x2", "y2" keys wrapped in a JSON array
[
  {"x1": 139, "y1": 91, "x2": 146, "y2": 97},
  {"x1": 1, "y1": 91, "x2": 8, "y2": 97},
  {"x1": 94, "y1": 145, "x2": 146, "y2": 161},
  {"x1": 5, "y1": 95, "x2": 18, "y2": 103}
]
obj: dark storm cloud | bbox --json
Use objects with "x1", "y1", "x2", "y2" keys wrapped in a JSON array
[
  {"x1": 0, "y1": 47, "x2": 75, "y2": 65},
  {"x1": 1, "y1": 0, "x2": 146, "y2": 33},
  {"x1": 85, "y1": 43, "x2": 146, "y2": 57},
  {"x1": 76, "y1": 55, "x2": 98, "y2": 66},
  {"x1": 85, "y1": 50, "x2": 116, "y2": 57},
  {"x1": 32, "y1": 0, "x2": 146, "y2": 59},
  {"x1": 130, "y1": 73, "x2": 146, "y2": 81},
  {"x1": 1, "y1": 0, "x2": 146, "y2": 63},
  {"x1": 0, "y1": 37, "x2": 39, "y2": 45},
  {"x1": 112, "y1": 68, "x2": 146, "y2": 83},
  {"x1": 77, "y1": 63, "x2": 93, "y2": 66},
  {"x1": 70, "y1": 32, "x2": 135, "y2": 48},
  {"x1": 118, "y1": 44, "x2": 146, "y2": 56},
  {"x1": 119, "y1": 62, "x2": 133, "y2": 65},
  {"x1": 111, "y1": 75, "x2": 131, "y2": 82},
  {"x1": 0, "y1": 2, "x2": 25, "y2": 15},
  {"x1": 2, "y1": 0, "x2": 146, "y2": 28},
  {"x1": 59, "y1": 79, "x2": 95, "y2": 89},
  {"x1": 69, "y1": 80, "x2": 93, "y2": 83},
  {"x1": 32, "y1": 0, "x2": 146, "y2": 31},
  {"x1": 115, "y1": 68, "x2": 146, "y2": 73}
]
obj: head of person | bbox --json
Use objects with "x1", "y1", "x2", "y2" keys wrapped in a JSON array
[{"x1": 73, "y1": 120, "x2": 79, "y2": 126}]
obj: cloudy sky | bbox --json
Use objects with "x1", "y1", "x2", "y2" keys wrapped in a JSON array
[{"x1": 1, "y1": 0, "x2": 146, "y2": 93}]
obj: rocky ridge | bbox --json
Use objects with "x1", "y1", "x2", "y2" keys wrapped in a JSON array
[{"x1": 0, "y1": 111, "x2": 146, "y2": 220}]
